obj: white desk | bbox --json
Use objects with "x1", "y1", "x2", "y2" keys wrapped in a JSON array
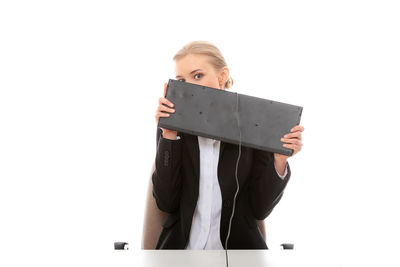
[{"x1": 110, "y1": 250, "x2": 341, "y2": 267}]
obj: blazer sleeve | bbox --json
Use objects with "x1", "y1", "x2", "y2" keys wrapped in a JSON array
[
  {"x1": 152, "y1": 128, "x2": 183, "y2": 213},
  {"x1": 248, "y1": 149, "x2": 291, "y2": 220}
]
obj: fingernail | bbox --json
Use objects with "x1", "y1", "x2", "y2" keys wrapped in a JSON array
[{"x1": 280, "y1": 138, "x2": 284, "y2": 141}]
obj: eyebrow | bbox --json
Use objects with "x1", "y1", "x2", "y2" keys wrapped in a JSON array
[{"x1": 175, "y1": 69, "x2": 202, "y2": 79}]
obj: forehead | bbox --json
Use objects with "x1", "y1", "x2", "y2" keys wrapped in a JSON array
[{"x1": 174, "y1": 54, "x2": 214, "y2": 76}]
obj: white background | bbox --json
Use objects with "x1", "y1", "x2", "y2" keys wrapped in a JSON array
[{"x1": 1, "y1": 0, "x2": 399, "y2": 266}]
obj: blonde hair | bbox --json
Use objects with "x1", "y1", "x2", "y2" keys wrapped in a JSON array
[{"x1": 173, "y1": 41, "x2": 234, "y2": 90}]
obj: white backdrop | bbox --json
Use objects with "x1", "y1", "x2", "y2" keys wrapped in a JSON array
[{"x1": 1, "y1": 0, "x2": 399, "y2": 266}]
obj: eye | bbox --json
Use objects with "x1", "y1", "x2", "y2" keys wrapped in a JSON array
[{"x1": 194, "y1": 73, "x2": 203, "y2": 79}]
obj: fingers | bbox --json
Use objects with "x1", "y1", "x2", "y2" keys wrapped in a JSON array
[
  {"x1": 156, "y1": 111, "x2": 171, "y2": 119},
  {"x1": 283, "y1": 131, "x2": 302, "y2": 140},
  {"x1": 282, "y1": 143, "x2": 302, "y2": 155},
  {"x1": 291, "y1": 125, "x2": 304, "y2": 133},
  {"x1": 280, "y1": 137, "x2": 302, "y2": 147},
  {"x1": 158, "y1": 104, "x2": 175, "y2": 114},
  {"x1": 281, "y1": 125, "x2": 303, "y2": 142},
  {"x1": 155, "y1": 103, "x2": 175, "y2": 122},
  {"x1": 281, "y1": 125, "x2": 303, "y2": 155},
  {"x1": 281, "y1": 125, "x2": 304, "y2": 144},
  {"x1": 155, "y1": 83, "x2": 175, "y2": 124},
  {"x1": 155, "y1": 108, "x2": 174, "y2": 124},
  {"x1": 159, "y1": 97, "x2": 174, "y2": 108}
]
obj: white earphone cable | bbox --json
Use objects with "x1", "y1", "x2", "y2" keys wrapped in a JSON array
[{"x1": 225, "y1": 92, "x2": 242, "y2": 267}]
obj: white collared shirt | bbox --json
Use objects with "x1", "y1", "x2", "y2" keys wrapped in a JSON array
[{"x1": 186, "y1": 136, "x2": 288, "y2": 250}]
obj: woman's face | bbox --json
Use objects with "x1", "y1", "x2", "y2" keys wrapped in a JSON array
[{"x1": 174, "y1": 53, "x2": 228, "y2": 90}]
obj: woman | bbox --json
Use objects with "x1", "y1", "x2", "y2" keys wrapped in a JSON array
[{"x1": 153, "y1": 41, "x2": 304, "y2": 249}]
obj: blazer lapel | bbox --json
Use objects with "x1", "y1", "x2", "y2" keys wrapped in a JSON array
[
  {"x1": 185, "y1": 134, "x2": 228, "y2": 168},
  {"x1": 183, "y1": 134, "x2": 200, "y2": 193},
  {"x1": 219, "y1": 141, "x2": 227, "y2": 160},
  {"x1": 184, "y1": 135, "x2": 228, "y2": 197}
]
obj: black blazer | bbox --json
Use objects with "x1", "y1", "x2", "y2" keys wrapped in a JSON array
[{"x1": 152, "y1": 128, "x2": 291, "y2": 249}]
